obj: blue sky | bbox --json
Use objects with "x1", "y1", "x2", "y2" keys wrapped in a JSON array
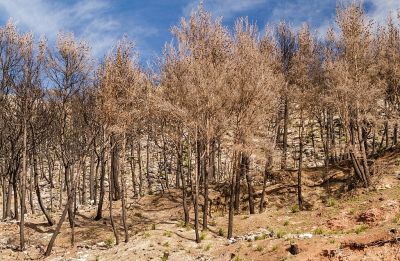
[{"x1": 0, "y1": 0, "x2": 399, "y2": 63}]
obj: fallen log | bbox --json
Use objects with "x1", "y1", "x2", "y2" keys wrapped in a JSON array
[{"x1": 341, "y1": 237, "x2": 400, "y2": 250}]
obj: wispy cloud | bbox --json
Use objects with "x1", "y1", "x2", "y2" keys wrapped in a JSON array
[
  {"x1": 184, "y1": 0, "x2": 270, "y2": 19},
  {"x1": 367, "y1": 0, "x2": 400, "y2": 25},
  {"x1": 0, "y1": 0, "x2": 158, "y2": 58}
]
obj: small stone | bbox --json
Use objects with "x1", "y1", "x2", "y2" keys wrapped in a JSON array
[
  {"x1": 298, "y1": 233, "x2": 313, "y2": 239},
  {"x1": 228, "y1": 238, "x2": 236, "y2": 244}
]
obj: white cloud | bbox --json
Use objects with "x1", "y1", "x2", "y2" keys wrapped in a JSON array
[
  {"x1": 184, "y1": 0, "x2": 270, "y2": 19},
  {"x1": 368, "y1": 0, "x2": 400, "y2": 25},
  {"x1": 0, "y1": 0, "x2": 158, "y2": 58}
]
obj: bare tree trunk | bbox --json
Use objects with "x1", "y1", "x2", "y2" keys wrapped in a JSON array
[
  {"x1": 94, "y1": 134, "x2": 106, "y2": 220},
  {"x1": 260, "y1": 153, "x2": 272, "y2": 213},
  {"x1": 234, "y1": 156, "x2": 241, "y2": 214},
  {"x1": 358, "y1": 124, "x2": 370, "y2": 186},
  {"x1": 175, "y1": 142, "x2": 181, "y2": 189},
  {"x1": 298, "y1": 116, "x2": 304, "y2": 211},
  {"x1": 29, "y1": 167, "x2": 34, "y2": 214},
  {"x1": 228, "y1": 152, "x2": 238, "y2": 239},
  {"x1": 108, "y1": 138, "x2": 119, "y2": 245},
  {"x1": 281, "y1": 98, "x2": 289, "y2": 169},
  {"x1": 243, "y1": 154, "x2": 254, "y2": 214},
  {"x1": 146, "y1": 131, "x2": 152, "y2": 194},
  {"x1": 81, "y1": 158, "x2": 87, "y2": 205},
  {"x1": 19, "y1": 120, "x2": 27, "y2": 250},
  {"x1": 5, "y1": 179, "x2": 12, "y2": 219},
  {"x1": 111, "y1": 134, "x2": 121, "y2": 201},
  {"x1": 217, "y1": 139, "x2": 222, "y2": 182},
  {"x1": 130, "y1": 140, "x2": 138, "y2": 198},
  {"x1": 13, "y1": 171, "x2": 19, "y2": 220},
  {"x1": 59, "y1": 165, "x2": 62, "y2": 210},
  {"x1": 2, "y1": 174, "x2": 7, "y2": 219},
  {"x1": 89, "y1": 151, "x2": 95, "y2": 203},
  {"x1": 203, "y1": 130, "x2": 210, "y2": 230},
  {"x1": 178, "y1": 140, "x2": 189, "y2": 226},
  {"x1": 95, "y1": 143, "x2": 106, "y2": 220},
  {"x1": 33, "y1": 151, "x2": 54, "y2": 225},
  {"x1": 193, "y1": 132, "x2": 200, "y2": 243},
  {"x1": 137, "y1": 138, "x2": 143, "y2": 197},
  {"x1": 120, "y1": 133, "x2": 129, "y2": 243},
  {"x1": 161, "y1": 132, "x2": 169, "y2": 189},
  {"x1": 45, "y1": 182, "x2": 75, "y2": 257},
  {"x1": 94, "y1": 154, "x2": 100, "y2": 205}
]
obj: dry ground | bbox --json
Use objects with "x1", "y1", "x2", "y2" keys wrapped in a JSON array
[{"x1": 1, "y1": 150, "x2": 400, "y2": 261}]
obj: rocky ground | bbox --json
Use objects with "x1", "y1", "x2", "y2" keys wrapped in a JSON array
[{"x1": 1, "y1": 150, "x2": 400, "y2": 261}]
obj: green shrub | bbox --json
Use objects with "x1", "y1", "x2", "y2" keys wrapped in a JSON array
[{"x1": 218, "y1": 228, "x2": 225, "y2": 237}]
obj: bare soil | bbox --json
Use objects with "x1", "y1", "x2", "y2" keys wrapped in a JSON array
[{"x1": 1, "y1": 151, "x2": 400, "y2": 261}]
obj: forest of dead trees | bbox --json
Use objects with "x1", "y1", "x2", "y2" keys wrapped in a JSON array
[{"x1": 0, "y1": 2, "x2": 400, "y2": 257}]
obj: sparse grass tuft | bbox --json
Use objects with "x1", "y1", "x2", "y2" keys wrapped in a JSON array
[
  {"x1": 283, "y1": 220, "x2": 289, "y2": 226},
  {"x1": 151, "y1": 224, "x2": 156, "y2": 230},
  {"x1": 200, "y1": 231, "x2": 207, "y2": 241},
  {"x1": 256, "y1": 245, "x2": 263, "y2": 252},
  {"x1": 218, "y1": 228, "x2": 225, "y2": 237},
  {"x1": 393, "y1": 212, "x2": 400, "y2": 224},
  {"x1": 276, "y1": 230, "x2": 286, "y2": 238},
  {"x1": 291, "y1": 204, "x2": 300, "y2": 213},
  {"x1": 163, "y1": 231, "x2": 172, "y2": 237},
  {"x1": 204, "y1": 244, "x2": 212, "y2": 251},
  {"x1": 354, "y1": 225, "x2": 368, "y2": 234},
  {"x1": 105, "y1": 237, "x2": 114, "y2": 248},
  {"x1": 271, "y1": 245, "x2": 278, "y2": 252},
  {"x1": 326, "y1": 197, "x2": 337, "y2": 207},
  {"x1": 255, "y1": 233, "x2": 267, "y2": 240},
  {"x1": 313, "y1": 227, "x2": 324, "y2": 235},
  {"x1": 176, "y1": 220, "x2": 185, "y2": 228},
  {"x1": 163, "y1": 241, "x2": 170, "y2": 247}
]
